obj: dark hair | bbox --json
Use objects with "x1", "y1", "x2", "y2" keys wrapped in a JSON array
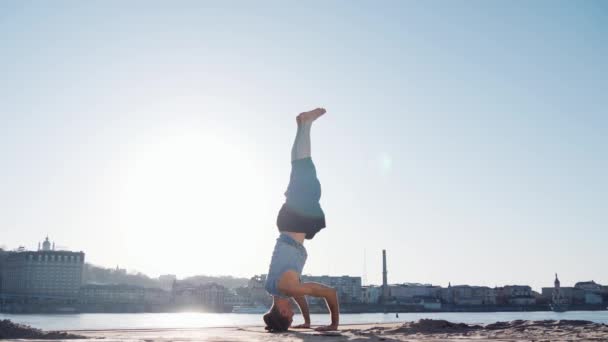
[{"x1": 263, "y1": 306, "x2": 291, "y2": 332}]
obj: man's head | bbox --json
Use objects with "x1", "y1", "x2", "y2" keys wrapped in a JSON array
[{"x1": 263, "y1": 297, "x2": 293, "y2": 332}]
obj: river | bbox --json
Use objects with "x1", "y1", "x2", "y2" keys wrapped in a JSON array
[{"x1": 1, "y1": 311, "x2": 608, "y2": 331}]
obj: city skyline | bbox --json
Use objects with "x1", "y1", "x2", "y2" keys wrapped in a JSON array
[
  {"x1": 1, "y1": 236, "x2": 601, "y2": 294},
  {"x1": 1, "y1": 1, "x2": 607, "y2": 292}
]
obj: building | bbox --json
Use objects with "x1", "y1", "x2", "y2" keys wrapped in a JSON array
[
  {"x1": 575, "y1": 281, "x2": 601, "y2": 292},
  {"x1": 200, "y1": 283, "x2": 224, "y2": 311},
  {"x1": 172, "y1": 281, "x2": 225, "y2": 312},
  {"x1": 542, "y1": 286, "x2": 584, "y2": 305},
  {"x1": 301, "y1": 275, "x2": 362, "y2": 304},
  {"x1": 143, "y1": 287, "x2": 171, "y2": 307},
  {"x1": 545, "y1": 273, "x2": 567, "y2": 307},
  {"x1": 360, "y1": 285, "x2": 381, "y2": 304},
  {"x1": 248, "y1": 275, "x2": 271, "y2": 306},
  {"x1": 442, "y1": 284, "x2": 497, "y2": 305},
  {"x1": 80, "y1": 284, "x2": 144, "y2": 305},
  {"x1": 79, "y1": 284, "x2": 169, "y2": 312},
  {"x1": 1, "y1": 237, "x2": 84, "y2": 302},
  {"x1": 541, "y1": 277, "x2": 603, "y2": 305},
  {"x1": 387, "y1": 283, "x2": 443, "y2": 309},
  {"x1": 389, "y1": 283, "x2": 441, "y2": 301},
  {"x1": 497, "y1": 285, "x2": 536, "y2": 305},
  {"x1": 224, "y1": 289, "x2": 252, "y2": 309},
  {"x1": 172, "y1": 282, "x2": 198, "y2": 307},
  {"x1": 575, "y1": 281, "x2": 603, "y2": 305},
  {"x1": 601, "y1": 286, "x2": 608, "y2": 303},
  {"x1": 0, "y1": 249, "x2": 8, "y2": 295},
  {"x1": 158, "y1": 274, "x2": 177, "y2": 291}
]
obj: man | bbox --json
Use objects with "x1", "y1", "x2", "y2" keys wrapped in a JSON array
[{"x1": 263, "y1": 108, "x2": 340, "y2": 332}]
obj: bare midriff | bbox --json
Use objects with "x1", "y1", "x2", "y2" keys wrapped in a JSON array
[{"x1": 284, "y1": 231, "x2": 306, "y2": 244}]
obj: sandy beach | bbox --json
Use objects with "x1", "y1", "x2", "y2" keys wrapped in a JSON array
[
  {"x1": 35, "y1": 319, "x2": 607, "y2": 341},
  {"x1": 3, "y1": 318, "x2": 608, "y2": 341}
]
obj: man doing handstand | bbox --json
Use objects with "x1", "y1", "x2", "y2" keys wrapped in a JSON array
[{"x1": 263, "y1": 108, "x2": 339, "y2": 332}]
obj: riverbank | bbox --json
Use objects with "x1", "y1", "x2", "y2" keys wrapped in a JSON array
[{"x1": 70, "y1": 319, "x2": 608, "y2": 341}]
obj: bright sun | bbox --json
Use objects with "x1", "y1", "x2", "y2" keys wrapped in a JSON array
[{"x1": 115, "y1": 128, "x2": 268, "y2": 272}]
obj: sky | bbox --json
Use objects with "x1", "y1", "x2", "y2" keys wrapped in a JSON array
[{"x1": 0, "y1": 1, "x2": 606, "y2": 292}]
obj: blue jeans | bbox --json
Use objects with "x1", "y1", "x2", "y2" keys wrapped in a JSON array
[{"x1": 277, "y1": 157, "x2": 326, "y2": 239}]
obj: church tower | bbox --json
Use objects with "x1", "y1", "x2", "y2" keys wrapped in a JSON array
[
  {"x1": 552, "y1": 272, "x2": 566, "y2": 309},
  {"x1": 42, "y1": 236, "x2": 51, "y2": 251}
]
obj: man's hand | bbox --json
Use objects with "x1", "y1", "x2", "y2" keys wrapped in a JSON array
[
  {"x1": 279, "y1": 274, "x2": 340, "y2": 332},
  {"x1": 280, "y1": 279, "x2": 340, "y2": 332},
  {"x1": 292, "y1": 323, "x2": 311, "y2": 329},
  {"x1": 292, "y1": 295, "x2": 311, "y2": 328},
  {"x1": 314, "y1": 325, "x2": 339, "y2": 332}
]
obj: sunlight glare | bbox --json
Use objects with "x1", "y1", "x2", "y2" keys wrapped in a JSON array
[{"x1": 116, "y1": 129, "x2": 265, "y2": 270}]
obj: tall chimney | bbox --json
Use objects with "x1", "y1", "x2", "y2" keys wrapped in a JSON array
[
  {"x1": 381, "y1": 249, "x2": 389, "y2": 302},
  {"x1": 382, "y1": 249, "x2": 387, "y2": 287}
]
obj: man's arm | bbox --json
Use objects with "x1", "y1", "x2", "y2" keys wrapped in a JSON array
[
  {"x1": 280, "y1": 279, "x2": 340, "y2": 330},
  {"x1": 291, "y1": 295, "x2": 311, "y2": 328},
  {"x1": 313, "y1": 284, "x2": 340, "y2": 331}
]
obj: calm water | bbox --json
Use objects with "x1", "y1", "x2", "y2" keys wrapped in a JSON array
[{"x1": 1, "y1": 311, "x2": 608, "y2": 331}]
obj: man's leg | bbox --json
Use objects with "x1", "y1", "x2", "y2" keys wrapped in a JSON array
[
  {"x1": 278, "y1": 108, "x2": 327, "y2": 240},
  {"x1": 291, "y1": 108, "x2": 326, "y2": 161}
]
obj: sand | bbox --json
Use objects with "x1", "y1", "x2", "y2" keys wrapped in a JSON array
[
  {"x1": 0, "y1": 319, "x2": 84, "y2": 340},
  {"x1": 5, "y1": 319, "x2": 608, "y2": 341}
]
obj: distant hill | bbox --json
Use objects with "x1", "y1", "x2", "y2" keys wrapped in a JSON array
[
  {"x1": 82, "y1": 263, "x2": 249, "y2": 289},
  {"x1": 82, "y1": 263, "x2": 160, "y2": 288},
  {"x1": 181, "y1": 275, "x2": 249, "y2": 289}
]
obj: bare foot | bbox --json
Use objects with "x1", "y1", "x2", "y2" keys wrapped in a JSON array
[{"x1": 297, "y1": 108, "x2": 326, "y2": 125}]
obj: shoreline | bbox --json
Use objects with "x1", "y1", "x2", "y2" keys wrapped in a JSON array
[{"x1": 3, "y1": 317, "x2": 608, "y2": 341}]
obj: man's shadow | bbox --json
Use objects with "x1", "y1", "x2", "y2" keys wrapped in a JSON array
[{"x1": 274, "y1": 328, "x2": 402, "y2": 342}]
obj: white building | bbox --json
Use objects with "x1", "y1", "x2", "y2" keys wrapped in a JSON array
[
  {"x1": 1, "y1": 237, "x2": 84, "y2": 301},
  {"x1": 442, "y1": 284, "x2": 497, "y2": 305},
  {"x1": 576, "y1": 281, "x2": 604, "y2": 305},
  {"x1": 389, "y1": 283, "x2": 441, "y2": 300}
]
